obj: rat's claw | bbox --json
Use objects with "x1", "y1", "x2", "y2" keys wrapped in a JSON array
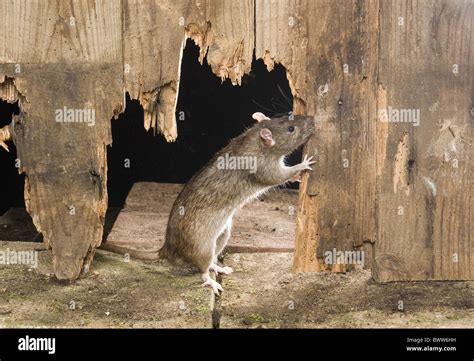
[
  {"x1": 210, "y1": 264, "x2": 234, "y2": 275},
  {"x1": 219, "y1": 266, "x2": 233, "y2": 275},
  {"x1": 299, "y1": 154, "x2": 316, "y2": 171},
  {"x1": 303, "y1": 154, "x2": 316, "y2": 165},
  {"x1": 201, "y1": 278, "x2": 224, "y2": 295}
]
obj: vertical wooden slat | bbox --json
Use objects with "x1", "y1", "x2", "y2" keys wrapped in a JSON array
[
  {"x1": 0, "y1": 0, "x2": 123, "y2": 279},
  {"x1": 256, "y1": 0, "x2": 379, "y2": 272},
  {"x1": 123, "y1": 0, "x2": 254, "y2": 141},
  {"x1": 373, "y1": 0, "x2": 473, "y2": 281}
]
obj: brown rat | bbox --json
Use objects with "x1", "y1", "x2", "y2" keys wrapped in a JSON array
[{"x1": 158, "y1": 112, "x2": 316, "y2": 294}]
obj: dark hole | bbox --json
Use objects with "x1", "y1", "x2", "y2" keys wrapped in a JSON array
[
  {"x1": 107, "y1": 39, "x2": 295, "y2": 208},
  {"x1": 0, "y1": 99, "x2": 22, "y2": 216},
  {"x1": 0, "y1": 40, "x2": 297, "y2": 244},
  {"x1": 0, "y1": 100, "x2": 40, "y2": 242}
]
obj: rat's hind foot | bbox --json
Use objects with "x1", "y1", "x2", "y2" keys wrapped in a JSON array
[
  {"x1": 202, "y1": 279, "x2": 223, "y2": 295},
  {"x1": 201, "y1": 273, "x2": 224, "y2": 295},
  {"x1": 210, "y1": 264, "x2": 234, "y2": 275}
]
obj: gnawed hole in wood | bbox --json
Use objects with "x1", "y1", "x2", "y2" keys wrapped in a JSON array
[{"x1": 102, "y1": 39, "x2": 299, "y2": 259}]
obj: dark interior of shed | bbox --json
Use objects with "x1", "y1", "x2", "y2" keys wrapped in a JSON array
[
  {"x1": 107, "y1": 39, "x2": 296, "y2": 207},
  {"x1": 0, "y1": 100, "x2": 22, "y2": 216},
  {"x1": 0, "y1": 39, "x2": 296, "y2": 240}
]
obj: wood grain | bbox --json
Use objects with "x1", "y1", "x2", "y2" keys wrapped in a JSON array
[
  {"x1": 123, "y1": 0, "x2": 254, "y2": 141},
  {"x1": 0, "y1": 0, "x2": 60, "y2": 63},
  {"x1": 0, "y1": 0, "x2": 123, "y2": 279},
  {"x1": 256, "y1": 0, "x2": 379, "y2": 272},
  {"x1": 373, "y1": 0, "x2": 473, "y2": 281}
]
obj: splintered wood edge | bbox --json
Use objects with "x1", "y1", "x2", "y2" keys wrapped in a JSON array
[
  {"x1": 0, "y1": 123, "x2": 12, "y2": 151},
  {"x1": 128, "y1": 2, "x2": 254, "y2": 143}
]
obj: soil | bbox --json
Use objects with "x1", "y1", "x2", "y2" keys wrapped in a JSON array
[
  {"x1": 0, "y1": 243, "x2": 472, "y2": 328},
  {"x1": 0, "y1": 242, "x2": 213, "y2": 328},
  {"x1": 218, "y1": 253, "x2": 473, "y2": 328},
  {"x1": 0, "y1": 183, "x2": 472, "y2": 328}
]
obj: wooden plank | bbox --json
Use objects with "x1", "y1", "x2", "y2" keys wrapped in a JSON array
[
  {"x1": 0, "y1": 0, "x2": 60, "y2": 63},
  {"x1": 123, "y1": 0, "x2": 187, "y2": 140},
  {"x1": 373, "y1": 0, "x2": 473, "y2": 281},
  {"x1": 0, "y1": 0, "x2": 123, "y2": 279},
  {"x1": 123, "y1": 0, "x2": 254, "y2": 140},
  {"x1": 256, "y1": 0, "x2": 379, "y2": 272}
]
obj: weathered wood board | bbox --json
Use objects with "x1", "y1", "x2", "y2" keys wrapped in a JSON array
[
  {"x1": 0, "y1": 0, "x2": 471, "y2": 282},
  {"x1": 256, "y1": 0, "x2": 472, "y2": 279},
  {"x1": 256, "y1": 0, "x2": 379, "y2": 272},
  {"x1": 0, "y1": 0, "x2": 123, "y2": 279},
  {"x1": 123, "y1": 0, "x2": 254, "y2": 140},
  {"x1": 373, "y1": 0, "x2": 473, "y2": 281}
]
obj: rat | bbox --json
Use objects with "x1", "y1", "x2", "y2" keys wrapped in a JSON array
[{"x1": 158, "y1": 112, "x2": 316, "y2": 294}]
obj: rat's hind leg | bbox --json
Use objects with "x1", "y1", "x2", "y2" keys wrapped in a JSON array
[
  {"x1": 210, "y1": 221, "x2": 233, "y2": 275},
  {"x1": 215, "y1": 220, "x2": 232, "y2": 257},
  {"x1": 193, "y1": 240, "x2": 224, "y2": 295}
]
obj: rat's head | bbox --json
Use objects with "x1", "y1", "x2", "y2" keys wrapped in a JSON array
[{"x1": 252, "y1": 112, "x2": 315, "y2": 157}]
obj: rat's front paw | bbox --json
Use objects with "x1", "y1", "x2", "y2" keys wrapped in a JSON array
[
  {"x1": 299, "y1": 154, "x2": 316, "y2": 171},
  {"x1": 289, "y1": 172, "x2": 302, "y2": 183}
]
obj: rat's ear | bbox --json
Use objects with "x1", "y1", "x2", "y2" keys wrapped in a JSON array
[
  {"x1": 252, "y1": 112, "x2": 270, "y2": 122},
  {"x1": 260, "y1": 128, "x2": 275, "y2": 147}
]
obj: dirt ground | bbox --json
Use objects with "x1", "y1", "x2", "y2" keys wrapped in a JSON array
[
  {"x1": 0, "y1": 242, "x2": 214, "y2": 328},
  {"x1": 218, "y1": 253, "x2": 473, "y2": 328},
  {"x1": 0, "y1": 184, "x2": 472, "y2": 328},
  {"x1": 0, "y1": 242, "x2": 472, "y2": 328}
]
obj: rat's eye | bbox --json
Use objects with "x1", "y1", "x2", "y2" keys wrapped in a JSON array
[{"x1": 288, "y1": 126, "x2": 295, "y2": 133}]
